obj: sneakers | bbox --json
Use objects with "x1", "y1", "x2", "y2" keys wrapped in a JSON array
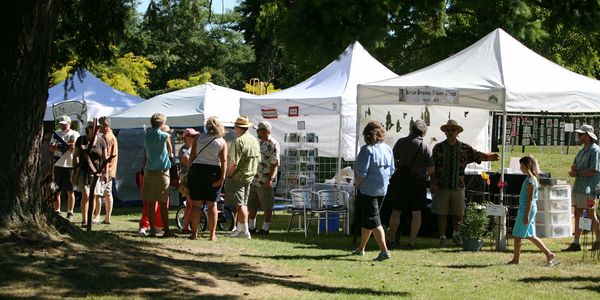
[
  {"x1": 249, "y1": 228, "x2": 257, "y2": 234},
  {"x1": 256, "y1": 229, "x2": 270, "y2": 235},
  {"x1": 66, "y1": 212, "x2": 73, "y2": 222},
  {"x1": 138, "y1": 228, "x2": 148, "y2": 236},
  {"x1": 374, "y1": 251, "x2": 391, "y2": 261},
  {"x1": 452, "y1": 234, "x2": 463, "y2": 246},
  {"x1": 230, "y1": 230, "x2": 251, "y2": 239},
  {"x1": 439, "y1": 237, "x2": 448, "y2": 247},
  {"x1": 561, "y1": 242, "x2": 581, "y2": 252},
  {"x1": 591, "y1": 241, "x2": 600, "y2": 251},
  {"x1": 351, "y1": 248, "x2": 365, "y2": 256}
]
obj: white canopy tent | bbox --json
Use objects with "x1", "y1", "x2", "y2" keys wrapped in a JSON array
[
  {"x1": 110, "y1": 82, "x2": 251, "y2": 129},
  {"x1": 358, "y1": 28, "x2": 600, "y2": 250},
  {"x1": 239, "y1": 41, "x2": 398, "y2": 160},
  {"x1": 45, "y1": 70, "x2": 144, "y2": 121}
]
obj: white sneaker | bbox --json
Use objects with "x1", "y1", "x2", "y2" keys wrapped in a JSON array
[
  {"x1": 234, "y1": 231, "x2": 251, "y2": 239},
  {"x1": 228, "y1": 229, "x2": 241, "y2": 237},
  {"x1": 138, "y1": 228, "x2": 148, "y2": 236}
]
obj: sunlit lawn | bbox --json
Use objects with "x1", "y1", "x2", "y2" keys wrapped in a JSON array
[{"x1": 1, "y1": 204, "x2": 599, "y2": 299}]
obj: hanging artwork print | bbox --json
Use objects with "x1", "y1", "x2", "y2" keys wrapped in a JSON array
[
  {"x1": 288, "y1": 106, "x2": 299, "y2": 117},
  {"x1": 261, "y1": 108, "x2": 278, "y2": 119},
  {"x1": 385, "y1": 111, "x2": 394, "y2": 131}
]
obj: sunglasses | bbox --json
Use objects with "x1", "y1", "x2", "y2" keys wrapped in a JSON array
[{"x1": 445, "y1": 129, "x2": 457, "y2": 133}]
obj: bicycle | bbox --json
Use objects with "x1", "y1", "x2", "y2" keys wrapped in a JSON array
[{"x1": 175, "y1": 197, "x2": 236, "y2": 232}]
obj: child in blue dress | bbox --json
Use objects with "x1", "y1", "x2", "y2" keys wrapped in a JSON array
[{"x1": 508, "y1": 156, "x2": 559, "y2": 266}]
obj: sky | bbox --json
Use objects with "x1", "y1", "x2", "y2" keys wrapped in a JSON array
[{"x1": 136, "y1": 0, "x2": 238, "y2": 14}]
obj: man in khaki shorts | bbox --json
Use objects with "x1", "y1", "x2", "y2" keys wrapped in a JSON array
[
  {"x1": 225, "y1": 116, "x2": 260, "y2": 239},
  {"x1": 248, "y1": 121, "x2": 280, "y2": 234},
  {"x1": 562, "y1": 124, "x2": 600, "y2": 251},
  {"x1": 430, "y1": 120, "x2": 499, "y2": 247}
]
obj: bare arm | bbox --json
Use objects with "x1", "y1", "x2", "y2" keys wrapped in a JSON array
[{"x1": 213, "y1": 143, "x2": 228, "y2": 187}]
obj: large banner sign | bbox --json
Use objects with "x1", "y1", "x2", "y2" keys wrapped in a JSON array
[
  {"x1": 52, "y1": 100, "x2": 87, "y2": 123},
  {"x1": 399, "y1": 87, "x2": 459, "y2": 104}
]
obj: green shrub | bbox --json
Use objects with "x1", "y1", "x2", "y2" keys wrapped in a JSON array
[{"x1": 461, "y1": 202, "x2": 490, "y2": 240}]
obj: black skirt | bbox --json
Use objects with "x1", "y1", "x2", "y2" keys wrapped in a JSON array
[{"x1": 187, "y1": 163, "x2": 222, "y2": 201}]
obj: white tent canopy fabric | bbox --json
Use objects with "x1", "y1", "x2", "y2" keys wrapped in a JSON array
[
  {"x1": 240, "y1": 41, "x2": 397, "y2": 160},
  {"x1": 111, "y1": 82, "x2": 251, "y2": 129},
  {"x1": 45, "y1": 70, "x2": 144, "y2": 121},
  {"x1": 359, "y1": 28, "x2": 600, "y2": 113}
]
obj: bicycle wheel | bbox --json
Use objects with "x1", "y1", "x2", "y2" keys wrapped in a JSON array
[
  {"x1": 175, "y1": 206, "x2": 186, "y2": 229},
  {"x1": 199, "y1": 209, "x2": 208, "y2": 232},
  {"x1": 218, "y1": 206, "x2": 235, "y2": 231}
]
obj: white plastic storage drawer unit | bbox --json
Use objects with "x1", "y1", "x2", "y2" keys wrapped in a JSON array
[
  {"x1": 535, "y1": 211, "x2": 571, "y2": 226},
  {"x1": 536, "y1": 224, "x2": 571, "y2": 238},
  {"x1": 539, "y1": 185, "x2": 571, "y2": 200},
  {"x1": 536, "y1": 198, "x2": 571, "y2": 212}
]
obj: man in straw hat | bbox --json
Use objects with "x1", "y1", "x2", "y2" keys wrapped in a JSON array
[
  {"x1": 563, "y1": 124, "x2": 600, "y2": 251},
  {"x1": 430, "y1": 119, "x2": 499, "y2": 247},
  {"x1": 226, "y1": 116, "x2": 260, "y2": 239}
]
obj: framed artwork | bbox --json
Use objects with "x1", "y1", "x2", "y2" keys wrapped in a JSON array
[
  {"x1": 297, "y1": 120, "x2": 305, "y2": 130},
  {"x1": 288, "y1": 106, "x2": 299, "y2": 117}
]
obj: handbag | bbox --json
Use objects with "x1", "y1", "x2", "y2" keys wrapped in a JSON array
[
  {"x1": 169, "y1": 157, "x2": 179, "y2": 187},
  {"x1": 178, "y1": 137, "x2": 216, "y2": 197}
]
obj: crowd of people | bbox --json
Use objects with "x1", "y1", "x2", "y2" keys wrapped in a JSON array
[{"x1": 48, "y1": 111, "x2": 600, "y2": 264}]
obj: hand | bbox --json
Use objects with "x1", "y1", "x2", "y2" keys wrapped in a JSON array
[
  {"x1": 102, "y1": 174, "x2": 109, "y2": 183},
  {"x1": 488, "y1": 153, "x2": 500, "y2": 161},
  {"x1": 212, "y1": 178, "x2": 224, "y2": 188},
  {"x1": 430, "y1": 185, "x2": 439, "y2": 195},
  {"x1": 263, "y1": 180, "x2": 273, "y2": 189},
  {"x1": 523, "y1": 215, "x2": 530, "y2": 225},
  {"x1": 568, "y1": 170, "x2": 577, "y2": 177}
]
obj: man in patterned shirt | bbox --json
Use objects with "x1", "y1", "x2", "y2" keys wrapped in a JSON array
[
  {"x1": 430, "y1": 119, "x2": 499, "y2": 247},
  {"x1": 248, "y1": 121, "x2": 280, "y2": 234}
]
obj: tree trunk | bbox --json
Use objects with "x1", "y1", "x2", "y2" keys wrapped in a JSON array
[{"x1": 0, "y1": 1, "x2": 62, "y2": 228}]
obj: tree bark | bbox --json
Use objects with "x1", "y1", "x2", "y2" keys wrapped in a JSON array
[{"x1": 0, "y1": 1, "x2": 62, "y2": 228}]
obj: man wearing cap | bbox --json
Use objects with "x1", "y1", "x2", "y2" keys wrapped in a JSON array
[
  {"x1": 430, "y1": 119, "x2": 499, "y2": 247},
  {"x1": 49, "y1": 115, "x2": 80, "y2": 220},
  {"x1": 248, "y1": 121, "x2": 280, "y2": 234},
  {"x1": 388, "y1": 119, "x2": 434, "y2": 249},
  {"x1": 98, "y1": 116, "x2": 118, "y2": 224},
  {"x1": 142, "y1": 113, "x2": 176, "y2": 237},
  {"x1": 226, "y1": 116, "x2": 260, "y2": 239},
  {"x1": 563, "y1": 124, "x2": 600, "y2": 251}
]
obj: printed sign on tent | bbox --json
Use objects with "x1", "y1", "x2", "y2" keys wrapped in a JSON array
[
  {"x1": 398, "y1": 87, "x2": 459, "y2": 104},
  {"x1": 261, "y1": 108, "x2": 278, "y2": 119},
  {"x1": 288, "y1": 106, "x2": 299, "y2": 117}
]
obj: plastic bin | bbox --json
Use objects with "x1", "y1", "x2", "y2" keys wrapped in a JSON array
[
  {"x1": 319, "y1": 212, "x2": 340, "y2": 232},
  {"x1": 535, "y1": 211, "x2": 571, "y2": 226},
  {"x1": 540, "y1": 185, "x2": 571, "y2": 200},
  {"x1": 537, "y1": 198, "x2": 571, "y2": 212},
  {"x1": 536, "y1": 224, "x2": 571, "y2": 238}
]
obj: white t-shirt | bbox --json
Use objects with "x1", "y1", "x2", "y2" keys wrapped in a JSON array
[
  {"x1": 192, "y1": 136, "x2": 226, "y2": 167},
  {"x1": 50, "y1": 129, "x2": 80, "y2": 168}
]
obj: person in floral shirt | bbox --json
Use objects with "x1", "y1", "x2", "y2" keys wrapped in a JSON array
[
  {"x1": 430, "y1": 119, "x2": 499, "y2": 247},
  {"x1": 248, "y1": 121, "x2": 280, "y2": 234}
]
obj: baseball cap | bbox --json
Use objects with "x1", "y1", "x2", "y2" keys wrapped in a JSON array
[
  {"x1": 58, "y1": 115, "x2": 71, "y2": 125},
  {"x1": 183, "y1": 128, "x2": 200, "y2": 137},
  {"x1": 257, "y1": 121, "x2": 272, "y2": 131}
]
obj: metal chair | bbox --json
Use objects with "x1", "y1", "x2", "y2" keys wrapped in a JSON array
[
  {"x1": 316, "y1": 189, "x2": 350, "y2": 235},
  {"x1": 286, "y1": 189, "x2": 319, "y2": 237}
]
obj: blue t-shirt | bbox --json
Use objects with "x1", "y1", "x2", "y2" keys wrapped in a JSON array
[
  {"x1": 144, "y1": 128, "x2": 171, "y2": 171},
  {"x1": 355, "y1": 142, "x2": 395, "y2": 197},
  {"x1": 573, "y1": 143, "x2": 600, "y2": 195}
]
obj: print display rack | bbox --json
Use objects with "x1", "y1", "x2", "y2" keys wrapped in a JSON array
[{"x1": 277, "y1": 132, "x2": 319, "y2": 197}]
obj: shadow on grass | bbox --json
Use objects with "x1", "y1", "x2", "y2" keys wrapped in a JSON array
[
  {"x1": 519, "y1": 276, "x2": 600, "y2": 293},
  {"x1": 444, "y1": 263, "x2": 496, "y2": 269},
  {"x1": 241, "y1": 253, "x2": 357, "y2": 262},
  {"x1": 0, "y1": 228, "x2": 408, "y2": 299}
]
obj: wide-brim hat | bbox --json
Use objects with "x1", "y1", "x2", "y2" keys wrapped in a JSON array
[
  {"x1": 440, "y1": 119, "x2": 464, "y2": 133},
  {"x1": 575, "y1": 124, "x2": 597, "y2": 140},
  {"x1": 234, "y1": 116, "x2": 253, "y2": 128}
]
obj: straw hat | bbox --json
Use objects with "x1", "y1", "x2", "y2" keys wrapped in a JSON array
[
  {"x1": 234, "y1": 116, "x2": 253, "y2": 128},
  {"x1": 440, "y1": 119, "x2": 464, "y2": 133}
]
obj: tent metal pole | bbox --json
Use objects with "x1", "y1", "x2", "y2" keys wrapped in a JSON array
[
  {"x1": 497, "y1": 90, "x2": 508, "y2": 251},
  {"x1": 336, "y1": 114, "x2": 343, "y2": 188}
]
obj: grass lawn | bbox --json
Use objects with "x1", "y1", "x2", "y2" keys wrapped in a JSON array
[{"x1": 1, "y1": 205, "x2": 599, "y2": 299}]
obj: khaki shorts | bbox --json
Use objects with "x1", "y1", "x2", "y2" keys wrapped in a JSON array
[
  {"x1": 572, "y1": 192, "x2": 597, "y2": 209},
  {"x1": 142, "y1": 170, "x2": 170, "y2": 203},
  {"x1": 74, "y1": 172, "x2": 102, "y2": 196},
  {"x1": 431, "y1": 188, "x2": 465, "y2": 216},
  {"x1": 99, "y1": 176, "x2": 113, "y2": 196},
  {"x1": 225, "y1": 178, "x2": 251, "y2": 206},
  {"x1": 248, "y1": 185, "x2": 275, "y2": 210}
]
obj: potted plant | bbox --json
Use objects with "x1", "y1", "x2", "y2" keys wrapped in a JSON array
[{"x1": 460, "y1": 202, "x2": 490, "y2": 251}]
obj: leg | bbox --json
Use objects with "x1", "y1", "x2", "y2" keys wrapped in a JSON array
[
  {"x1": 409, "y1": 211, "x2": 421, "y2": 245},
  {"x1": 357, "y1": 227, "x2": 373, "y2": 251},
  {"x1": 207, "y1": 201, "x2": 218, "y2": 240},
  {"x1": 67, "y1": 191, "x2": 75, "y2": 213},
  {"x1": 159, "y1": 201, "x2": 170, "y2": 233},
  {"x1": 93, "y1": 195, "x2": 102, "y2": 221},
  {"x1": 573, "y1": 208, "x2": 583, "y2": 243},
  {"x1": 372, "y1": 225, "x2": 389, "y2": 252},
  {"x1": 527, "y1": 237, "x2": 555, "y2": 262},
  {"x1": 452, "y1": 215, "x2": 462, "y2": 233},
  {"x1": 262, "y1": 209, "x2": 273, "y2": 230},
  {"x1": 437, "y1": 214, "x2": 447, "y2": 238},
  {"x1": 80, "y1": 189, "x2": 90, "y2": 224},
  {"x1": 147, "y1": 200, "x2": 156, "y2": 233},
  {"x1": 589, "y1": 208, "x2": 600, "y2": 239},
  {"x1": 190, "y1": 200, "x2": 203, "y2": 239},
  {"x1": 239, "y1": 204, "x2": 249, "y2": 231},
  {"x1": 248, "y1": 207, "x2": 258, "y2": 231},
  {"x1": 53, "y1": 192, "x2": 61, "y2": 212},
  {"x1": 183, "y1": 198, "x2": 193, "y2": 230},
  {"x1": 509, "y1": 237, "x2": 522, "y2": 264},
  {"x1": 104, "y1": 192, "x2": 113, "y2": 223},
  {"x1": 389, "y1": 210, "x2": 401, "y2": 244}
]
